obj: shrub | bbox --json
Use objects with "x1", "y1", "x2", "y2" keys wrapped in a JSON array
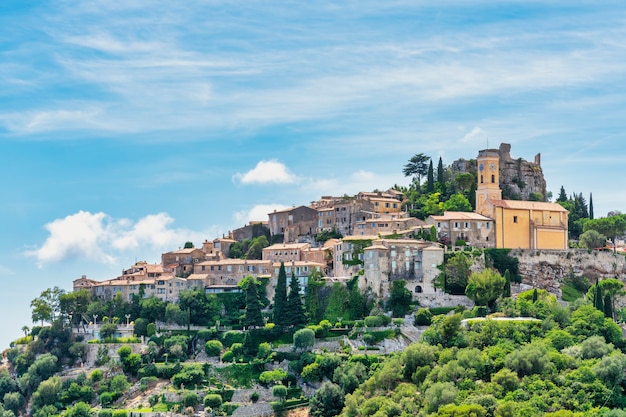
[
  {"x1": 222, "y1": 331, "x2": 244, "y2": 348},
  {"x1": 414, "y1": 308, "x2": 432, "y2": 326},
  {"x1": 98, "y1": 410, "x2": 113, "y2": 417},
  {"x1": 203, "y1": 394, "x2": 222, "y2": 409},
  {"x1": 221, "y1": 350, "x2": 235, "y2": 363},
  {"x1": 112, "y1": 411, "x2": 127, "y2": 417},
  {"x1": 183, "y1": 392, "x2": 199, "y2": 407},
  {"x1": 364, "y1": 316, "x2": 383, "y2": 328},
  {"x1": 205, "y1": 340, "x2": 223, "y2": 357},
  {"x1": 99, "y1": 392, "x2": 113, "y2": 406},
  {"x1": 250, "y1": 392, "x2": 259, "y2": 403}
]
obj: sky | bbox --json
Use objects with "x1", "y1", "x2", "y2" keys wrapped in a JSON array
[{"x1": 1, "y1": 0, "x2": 626, "y2": 349}]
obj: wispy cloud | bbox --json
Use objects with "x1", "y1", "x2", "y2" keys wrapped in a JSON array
[
  {"x1": 233, "y1": 204, "x2": 291, "y2": 225},
  {"x1": 233, "y1": 160, "x2": 297, "y2": 185},
  {"x1": 25, "y1": 211, "x2": 212, "y2": 267}
]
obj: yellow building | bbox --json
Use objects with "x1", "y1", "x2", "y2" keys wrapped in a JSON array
[{"x1": 475, "y1": 149, "x2": 568, "y2": 250}]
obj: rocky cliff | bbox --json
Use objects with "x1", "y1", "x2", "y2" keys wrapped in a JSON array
[
  {"x1": 451, "y1": 143, "x2": 548, "y2": 201},
  {"x1": 498, "y1": 143, "x2": 547, "y2": 202}
]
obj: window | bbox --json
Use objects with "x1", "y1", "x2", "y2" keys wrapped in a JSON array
[
  {"x1": 486, "y1": 222, "x2": 490, "y2": 229},
  {"x1": 227, "y1": 265, "x2": 232, "y2": 272},
  {"x1": 393, "y1": 203, "x2": 397, "y2": 208},
  {"x1": 464, "y1": 222, "x2": 469, "y2": 229},
  {"x1": 491, "y1": 174, "x2": 495, "y2": 183},
  {"x1": 480, "y1": 175, "x2": 484, "y2": 184},
  {"x1": 385, "y1": 202, "x2": 390, "y2": 208},
  {"x1": 437, "y1": 222, "x2": 441, "y2": 228},
  {"x1": 454, "y1": 222, "x2": 459, "y2": 228},
  {"x1": 415, "y1": 285, "x2": 423, "y2": 293},
  {"x1": 513, "y1": 216, "x2": 518, "y2": 223},
  {"x1": 201, "y1": 265, "x2": 205, "y2": 271}
]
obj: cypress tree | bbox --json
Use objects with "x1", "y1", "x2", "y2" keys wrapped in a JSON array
[
  {"x1": 604, "y1": 294, "x2": 613, "y2": 319},
  {"x1": 285, "y1": 273, "x2": 307, "y2": 328},
  {"x1": 437, "y1": 157, "x2": 445, "y2": 183},
  {"x1": 557, "y1": 186, "x2": 568, "y2": 202},
  {"x1": 594, "y1": 280, "x2": 604, "y2": 313},
  {"x1": 589, "y1": 193, "x2": 594, "y2": 219},
  {"x1": 503, "y1": 269, "x2": 511, "y2": 298},
  {"x1": 242, "y1": 276, "x2": 264, "y2": 328},
  {"x1": 273, "y1": 262, "x2": 288, "y2": 326},
  {"x1": 532, "y1": 288, "x2": 538, "y2": 303},
  {"x1": 426, "y1": 160, "x2": 435, "y2": 193}
]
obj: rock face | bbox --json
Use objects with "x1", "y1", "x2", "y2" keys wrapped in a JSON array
[
  {"x1": 510, "y1": 249, "x2": 626, "y2": 298},
  {"x1": 497, "y1": 143, "x2": 547, "y2": 202},
  {"x1": 451, "y1": 143, "x2": 548, "y2": 201}
]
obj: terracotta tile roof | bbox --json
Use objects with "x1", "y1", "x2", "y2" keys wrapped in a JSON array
[
  {"x1": 488, "y1": 200, "x2": 568, "y2": 212},
  {"x1": 430, "y1": 211, "x2": 493, "y2": 221},
  {"x1": 264, "y1": 242, "x2": 310, "y2": 250}
]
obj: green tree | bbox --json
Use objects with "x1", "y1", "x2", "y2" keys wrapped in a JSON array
[
  {"x1": 424, "y1": 382, "x2": 458, "y2": 413},
  {"x1": 437, "y1": 157, "x2": 446, "y2": 193},
  {"x1": 273, "y1": 262, "x2": 288, "y2": 326},
  {"x1": 466, "y1": 269, "x2": 506, "y2": 309},
  {"x1": 443, "y1": 193, "x2": 473, "y2": 212},
  {"x1": 557, "y1": 186, "x2": 568, "y2": 202},
  {"x1": 240, "y1": 276, "x2": 264, "y2": 328},
  {"x1": 386, "y1": 280, "x2": 412, "y2": 317},
  {"x1": 403, "y1": 153, "x2": 431, "y2": 188},
  {"x1": 579, "y1": 229, "x2": 607, "y2": 249},
  {"x1": 305, "y1": 270, "x2": 325, "y2": 323},
  {"x1": 584, "y1": 214, "x2": 626, "y2": 254},
  {"x1": 589, "y1": 193, "x2": 594, "y2": 219},
  {"x1": 309, "y1": 382, "x2": 345, "y2": 417},
  {"x1": 285, "y1": 273, "x2": 307, "y2": 328},
  {"x1": 64, "y1": 402, "x2": 93, "y2": 417},
  {"x1": 455, "y1": 173, "x2": 475, "y2": 194},
  {"x1": 271, "y1": 384, "x2": 288, "y2": 402},
  {"x1": 503, "y1": 269, "x2": 511, "y2": 298},
  {"x1": 293, "y1": 328, "x2": 315, "y2": 352},
  {"x1": 444, "y1": 252, "x2": 472, "y2": 295},
  {"x1": 426, "y1": 159, "x2": 435, "y2": 193}
]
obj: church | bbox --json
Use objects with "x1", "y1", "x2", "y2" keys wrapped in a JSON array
[{"x1": 475, "y1": 148, "x2": 569, "y2": 250}]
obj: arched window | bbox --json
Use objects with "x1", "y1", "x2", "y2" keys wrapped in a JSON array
[
  {"x1": 491, "y1": 174, "x2": 495, "y2": 183},
  {"x1": 415, "y1": 285, "x2": 423, "y2": 293},
  {"x1": 480, "y1": 175, "x2": 484, "y2": 184}
]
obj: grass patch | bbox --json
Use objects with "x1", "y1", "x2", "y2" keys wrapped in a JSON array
[
  {"x1": 213, "y1": 364, "x2": 261, "y2": 388},
  {"x1": 561, "y1": 283, "x2": 583, "y2": 302}
]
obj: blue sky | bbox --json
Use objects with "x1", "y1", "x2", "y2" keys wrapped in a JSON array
[{"x1": 1, "y1": 1, "x2": 625, "y2": 348}]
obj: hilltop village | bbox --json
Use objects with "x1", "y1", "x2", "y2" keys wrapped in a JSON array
[
  {"x1": 8, "y1": 144, "x2": 626, "y2": 417},
  {"x1": 74, "y1": 144, "x2": 570, "y2": 307}
]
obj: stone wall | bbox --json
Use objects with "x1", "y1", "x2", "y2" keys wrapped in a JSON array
[{"x1": 510, "y1": 249, "x2": 626, "y2": 297}]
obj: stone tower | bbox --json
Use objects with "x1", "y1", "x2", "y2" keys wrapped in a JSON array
[{"x1": 476, "y1": 149, "x2": 502, "y2": 216}]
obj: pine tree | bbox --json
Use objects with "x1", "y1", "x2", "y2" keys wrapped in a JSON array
[
  {"x1": 273, "y1": 262, "x2": 288, "y2": 326},
  {"x1": 426, "y1": 160, "x2": 435, "y2": 193},
  {"x1": 241, "y1": 276, "x2": 264, "y2": 328},
  {"x1": 557, "y1": 186, "x2": 568, "y2": 202},
  {"x1": 285, "y1": 273, "x2": 307, "y2": 328},
  {"x1": 589, "y1": 193, "x2": 594, "y2": 219}
]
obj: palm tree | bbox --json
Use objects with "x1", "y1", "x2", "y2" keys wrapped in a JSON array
[{"x1": 21, "y1": 326, "x2": 30, "y2": 337}]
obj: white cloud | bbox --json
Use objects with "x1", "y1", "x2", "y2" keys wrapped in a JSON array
[
  {"x1": 233, "y1": 204, "x2": 291, "y2": 225},
  {"x1": 26, "y1": 211, "x2": 209, "y2": 267},
  {"x1": 233, "y1": 160, "x2": 297, "y2": 185},
  {"x1": 0, "y1": 265, "x2": 15, "y2": 276},
  {"x1": 461, "y1": 127, "x2": 485, "y2": 143}
]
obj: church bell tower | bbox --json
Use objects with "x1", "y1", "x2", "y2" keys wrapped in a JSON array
[{"x1": 475, "y1": 149, "x2": 502, "y2": 216}]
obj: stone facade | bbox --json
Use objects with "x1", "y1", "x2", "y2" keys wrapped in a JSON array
[{"x1": 361, "y1": 239, "x2": 444, "y2": 299}]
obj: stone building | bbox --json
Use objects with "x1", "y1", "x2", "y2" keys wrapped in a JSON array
[
  {"x1": 361, "y1": 239, "x2": 443, "y2": 299},
  {"x1": 268, "y1": 206, "x2": 318, "y2": 243},
  {"x1": 426, "y1": 211, "x2": 495, "y2": 248}
]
